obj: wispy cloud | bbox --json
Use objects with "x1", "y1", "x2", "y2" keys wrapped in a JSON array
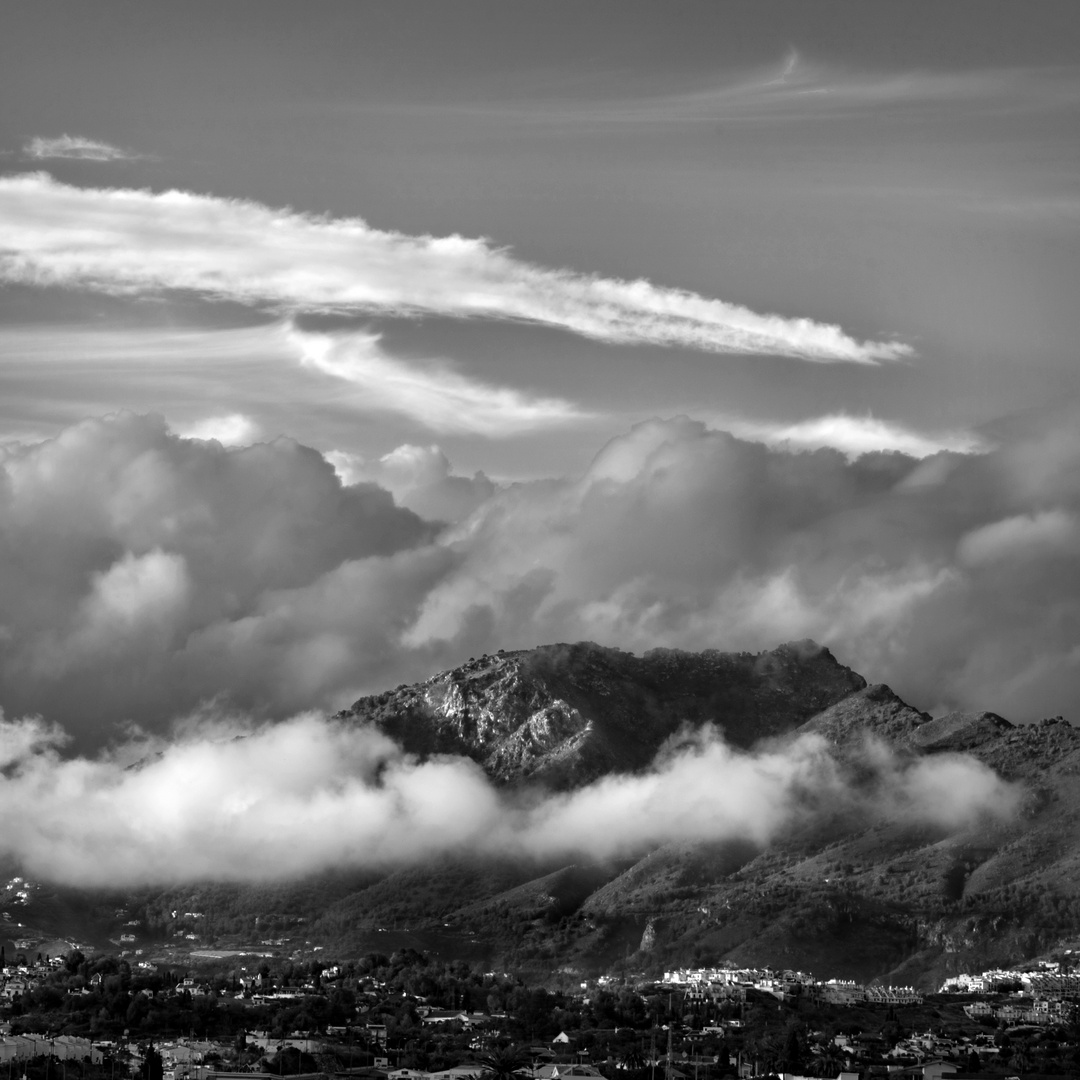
[
  {"x1": 425, "y1": 53, "x2": 1080, "y2": 128},
  {"x1": 0, "y1": 173, "x2": 909, "y2": 363},
  {"x1": 725, "y1": 413, "x2": 988, "y2": 460},
  {"x1": 0, "y1": 320, "x2": 592, "y2": 439},
  {"x1": 23, "y1": 134, "x2": 145, "y2": 162},
  {"x1": 289, "y1": 325, "x2": 590, "y2": 436},
  {"x1": 631, "y1": 55, "x2": 1080, "y2": 124}
]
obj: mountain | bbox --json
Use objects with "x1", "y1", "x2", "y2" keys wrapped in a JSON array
[
  {"x1": 336, "y1": 639, "x2": 866, "y2": 786},
  {"x1": 6, "y1": 640, "x2": 1080, "y2": 992}
]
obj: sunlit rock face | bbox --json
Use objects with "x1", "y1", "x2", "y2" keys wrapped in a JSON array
[{"x1": 338, "y1": 638, "x2": 866, "y2": 786}]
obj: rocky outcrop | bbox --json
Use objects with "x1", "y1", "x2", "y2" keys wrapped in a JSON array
[
  {"x1": 338, "y1": 639, "x2": 867, "y2": 786},
  {"x1": 795, "y1": 682, "x2": 932, "y2": 751}
]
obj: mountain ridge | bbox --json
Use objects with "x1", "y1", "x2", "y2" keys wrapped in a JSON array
[{"x1": 8, "y1": 639, "x2": 1080, "y2": 992}]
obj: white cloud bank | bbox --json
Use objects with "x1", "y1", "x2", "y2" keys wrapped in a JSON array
[
  {"x1": 0, "y1": 173, "x2": 908, "y2": 363},
  {"x1": 0, "y1": 712, "x2": 1019, "y2": 886},
  {"x1": 23, "y1": 135, "x2": 144, "y2": 162}
]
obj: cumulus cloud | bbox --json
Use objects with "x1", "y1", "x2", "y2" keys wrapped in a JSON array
[
  {"x1": 0, "y1": 712, "x2": 1019, "y2": 887},
  {"x1": 1, "y1": 406, "x2": 1080, "y2": 753},
  {"x1": 0, "y1": 412, "x2": 433, "y2": 740},
  {"x1": 400, "y1": 408, "x2": 1080, "y2": 723},
  {"x1": 328, "y1": 443, "x2": 497, "y2": 523},
  {"x1": 0, "y1": 173, "x2": 907, "y2": 363},
  {"x1": 177, "y1": 413, "x2": 260, "y2": 446},
  {"x1": 23, "y1": 135, "x2": 144, "y2": 162}
]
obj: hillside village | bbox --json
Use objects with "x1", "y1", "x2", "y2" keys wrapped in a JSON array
[{"x1": 4, "y1": 950, "x2": 1080, "y2": 1080}]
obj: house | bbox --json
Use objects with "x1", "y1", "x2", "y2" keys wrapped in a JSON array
[
  {"x1": 534, "y1": 1067, "x2": 604, "y2": 1080},
  {"x1": 427, "y1": 1066, "x2": 488, "y2": 1080}
]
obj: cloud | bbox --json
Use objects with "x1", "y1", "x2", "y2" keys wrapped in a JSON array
[
  {"x1": 0, "y1": 412, "x2": 433, "y2": 740},
  {"x1": 0, "y1": 321, "x2": 589, "y2": 440},
  {"x1": 176, "y1": 413, "x2": 260, "y2": 446},
  {"x1": 725, "y1": 413, "x2": 987, "y2": 460},
  {"x1": 289, "y1": 325, "x2": 590, "y2": 435},
  {"x1": 0, "y1": 173, "x2": 908, "y2": 363},
  {"x1": 52, "y1": 548, "x2": 191, "y2": 669},
  {"x1": 957, "y1": 509, "x2": 1080, "y2": 566},
  {"x1": 0, "y1": 712, "x2": 1019, "y2": 886},
  {"x1": 2, "y1": 406, "x2": 1080, "y2": 757},
  {"x1": 327, "y1": 443, "x2": 497, "y2": 523},
  {"x1": 400, "y1": 408, "x2": 1080, "y2": 723},
  {"x1": 23, "y1": 135, "x2": 144, "y2": 162},
  {"x1": 480, "y1": 54, "x2": 1080, "y2": 127}
]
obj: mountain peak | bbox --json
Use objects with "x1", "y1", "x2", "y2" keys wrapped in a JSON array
[{"x1": 339, "y1": 639, "x2": 866, "y2": 786}]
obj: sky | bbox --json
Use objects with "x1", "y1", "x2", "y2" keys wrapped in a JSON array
[{"x1": 0, "y1": 2, "x2": 1079, "y2": 881}]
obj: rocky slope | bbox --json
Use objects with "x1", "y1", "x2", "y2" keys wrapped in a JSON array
[{"x1": 338, "y1": 639, "x2": 866, "y2": 786}]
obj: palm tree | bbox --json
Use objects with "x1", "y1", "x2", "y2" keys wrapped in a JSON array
[
  {"x1": 807, "y1": 1045, "x2": 845, "y2": 1077},
  {"x1": 477, "y1": 1046, "x2": 532, "y2": 1080}
]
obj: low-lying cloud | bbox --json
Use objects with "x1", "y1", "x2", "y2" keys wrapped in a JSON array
[
  {"x1": 0, "y1": 712, "x2": 1020, "y2": 887},
  {"x1": 0, "y1": 173, "x2": 907, "y2": 364}
]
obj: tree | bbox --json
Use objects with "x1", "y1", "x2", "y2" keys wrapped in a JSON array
[
  {"x1": 143, "y1": 1045, "x2": 164, "y2": 1080},
  {"x1": 778, "y1": 1024, "x2": 806, "y2": 1074},
  {"x1": 808, "y1": 1045, "x2": 845, "y2": 1078},
  {"x1": 477, "y1": 1046, "x2": 531, "y2": 1080}
]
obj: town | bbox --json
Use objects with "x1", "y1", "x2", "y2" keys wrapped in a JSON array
[{"x1": 4, "y1": 949, "x2": 1080, "y2": 1080}]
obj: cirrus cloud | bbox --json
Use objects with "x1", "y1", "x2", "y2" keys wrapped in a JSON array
[
  {"x1": 23, "y1": 134, "x2": 145, "y2": 162},
  {"x1": 725, "y1": 412, "x2": 987, "y2": 460},
  {"x1": 289, "y1": 324, "x2": 590, "y2": 436},
  {"x1": 0, "y1": 173, "x2": 909, "y2": 363}
]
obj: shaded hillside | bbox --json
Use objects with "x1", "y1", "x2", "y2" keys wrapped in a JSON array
[
  {"x1": 521, "y1": 714, "x2": 1080, "y2": 989},
  {"x1": 338, "y1": 639, "x2": 866, "y2": 786}
]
